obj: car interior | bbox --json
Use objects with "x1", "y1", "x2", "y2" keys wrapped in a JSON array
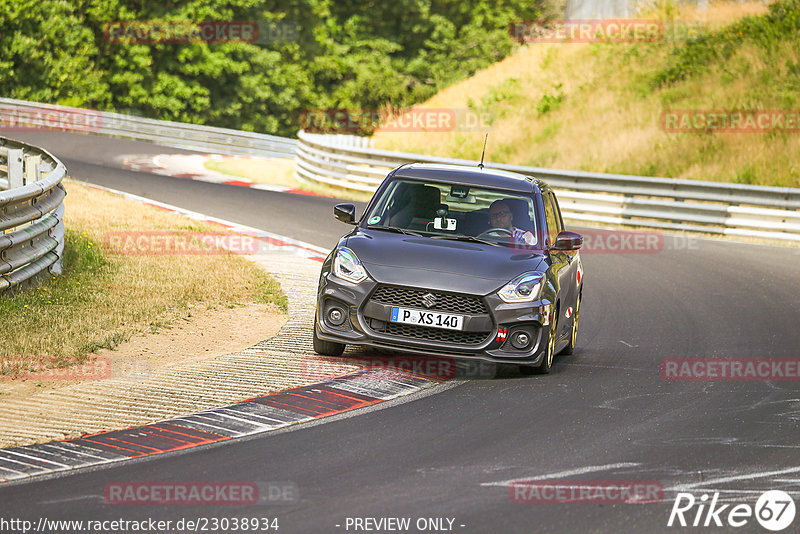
[
  {"x1": 378, "y1": 181, "x2": 536, "y2": 238},
  {"x1": 387, "y1": 183, "x2": 441, "y2": 230}
]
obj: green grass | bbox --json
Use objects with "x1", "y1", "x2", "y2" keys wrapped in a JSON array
[{"x1": 0, "y1": 182, "x2": 287, "y2": 374}]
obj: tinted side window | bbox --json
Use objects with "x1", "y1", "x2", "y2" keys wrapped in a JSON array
[{"x1": 543, "y1": 192, "x2": 559, "y2": 246}]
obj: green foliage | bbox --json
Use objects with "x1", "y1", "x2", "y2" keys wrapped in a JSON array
[
  {"x1": 473, "y1": 78, "x2": 521, "y2": 125},
  {"x1": 63, "y1": 230, "x2": 109, "y2": 279},
  {"x1": 652, "y1": 0, "x2": 800, "y2": 88},
  {"x1": 0, "y1": 0, "x2": 108, "y2": 106},
  {"x1": 536, "y1": 83, "x2": 564, "y2": 115},
  {"x1": 534, "y1": 122, "x2": 560, "y2": 143},
  {"x1": 734, "y1": 165, "x2": 758, "y2": 185},
  {"x1": 0, "y1": 0, "x2": 544, "y2": 137}
]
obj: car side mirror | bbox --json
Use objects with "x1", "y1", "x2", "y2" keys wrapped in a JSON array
[
  {"x1": 334, "y1": 203, "x2": 357, "y2": 225},
  {"x1": 553, "y1": 230, "x2": 583, "y2": 251}
]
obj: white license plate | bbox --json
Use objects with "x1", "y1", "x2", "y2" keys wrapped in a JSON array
[{"x1": 390, "y1": 307, "x2": 464, "y2": 330}]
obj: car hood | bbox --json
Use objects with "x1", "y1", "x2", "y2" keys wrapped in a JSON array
[{"x1": 346, "y1": 228, "x2": 547, "y2": 295}]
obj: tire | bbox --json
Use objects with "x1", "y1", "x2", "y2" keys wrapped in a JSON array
[
  {"x1": 537, "y1": 311, "x2": 557, "y2": 374},
  {"x1": 561, "y1": 292, "x2": 580, "y2": 356},
  {"x1": 520, "y1": 307, "x2": 558, "y2": 375},
  {"x1": 313, "y1": 315, "x2": 345, "y2": 356}
]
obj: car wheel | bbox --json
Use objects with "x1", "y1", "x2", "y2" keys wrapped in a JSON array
[
  {"x1": 313, "y1": 315, "x2": 346, "y2": 356},
  {"x1": 561, "y1": 292, "x2": 580, "y2": 356},
  {"x1": 520, "y1": 308, "x2": 558, "y2": 375}
]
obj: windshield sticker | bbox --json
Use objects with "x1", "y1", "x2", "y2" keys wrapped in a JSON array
[{"x1": 368, "y1": 216, "x2": 382, "y2": 224}]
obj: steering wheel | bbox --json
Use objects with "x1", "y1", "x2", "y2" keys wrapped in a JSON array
[{"x1": 477, "y1": 227, "x2": 513, "y2": 238}]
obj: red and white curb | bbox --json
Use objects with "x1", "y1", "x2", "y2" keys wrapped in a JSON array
[
  {"x1": 121, "y1": 154, "x2": 330, "y2": 196},
  {"x1": 82, "y1": 181, "x2": 330, "y2": 262},
  {"x1": 0, "y1": 369, "x2": 442, "y2": 483}
]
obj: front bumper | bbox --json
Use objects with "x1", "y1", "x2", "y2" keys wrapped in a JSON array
[{"x1": 316, "y1": 272, "x2": 553, "y2": 366}]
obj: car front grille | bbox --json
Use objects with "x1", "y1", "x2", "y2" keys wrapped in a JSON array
[
  {"x1": 370, "y1": 285, "x2": 488, "y2": 314},
  {"x1": 384, "y1": 323, "x2": 490, "y2": 345}
]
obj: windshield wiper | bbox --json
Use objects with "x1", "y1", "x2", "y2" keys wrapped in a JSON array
[
  {"x1": 366, "y1": 225, "x2": 424, "y2": 237},
  {"x1": 431, "y1": 234, "x2": 503, "y2": 247}
]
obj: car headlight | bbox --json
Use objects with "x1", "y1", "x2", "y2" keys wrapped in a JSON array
[
  {"x1": 498, "y1": 272, "x2": 545, "y2": 303},
  {"x1": 333, "y1": 247, "x2": 368, "y2": 283}
]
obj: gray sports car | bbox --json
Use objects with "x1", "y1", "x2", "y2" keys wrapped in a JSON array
[{"x1": 313, "y1": 163, "x2": 584, "y2": 374}]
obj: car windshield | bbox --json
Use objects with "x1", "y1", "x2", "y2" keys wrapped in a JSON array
[{"x1": 363, "y1": 178, "x2": 539, "y2": 247}]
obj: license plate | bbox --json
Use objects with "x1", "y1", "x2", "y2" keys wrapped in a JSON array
[{"x1": 390, "y1": 306, "x2": 464, "y2": 330}]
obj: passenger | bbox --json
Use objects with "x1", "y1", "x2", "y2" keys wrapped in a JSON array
[{"x1": 488, "y1": 200, "x2": 536, "y2": 245}]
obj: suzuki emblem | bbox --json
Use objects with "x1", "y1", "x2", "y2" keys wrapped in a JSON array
[{"x1": 422, "y1": 293, "x2": 437, "y2": 308}]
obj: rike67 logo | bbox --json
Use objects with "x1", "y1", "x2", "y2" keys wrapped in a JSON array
[{"x1": 668, "y1": 490, "x2": 796, "y2": 531}]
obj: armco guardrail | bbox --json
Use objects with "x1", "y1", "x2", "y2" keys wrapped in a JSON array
[
  {"x1": 0, "y1": 98, "x2": 297, "y2": 158},
  {"x1": 0, "y1": 137, "x2": 67, "y2": 295},
  {"x1": 296, "y1": 130, "x2": 800, "y2": 242}
]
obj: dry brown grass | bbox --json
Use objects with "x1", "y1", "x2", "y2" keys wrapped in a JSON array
[
  {"x1": 372, "y1": 1, "x2": 799, "y2": 188},
  {"x1": 205, "y1": 157, "x2": 297, "y2": 187},
  {"x1": 204, "y1": 156, "x2": 374, "y2": 201},
  {"x1": 0, "y1": 179, "x2": 287, "y2": 372}
]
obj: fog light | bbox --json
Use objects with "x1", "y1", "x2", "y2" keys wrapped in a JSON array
[
  {"x1": 511, "y1": 331, "x2": 531, "y2": 350},
  {"x1": 328, "y1": 307, "x2": 346, "y2": 326}
]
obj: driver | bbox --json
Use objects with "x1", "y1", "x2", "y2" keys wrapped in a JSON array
[{"x1": 488, "y1": 200, "x2": 536, "y2": 245}]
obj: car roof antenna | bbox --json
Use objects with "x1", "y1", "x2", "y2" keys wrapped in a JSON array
[{"x1": 478, "y1": 133, "x2": 488, "y2": 169}]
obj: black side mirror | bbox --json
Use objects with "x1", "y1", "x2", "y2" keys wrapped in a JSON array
[
  {"x1": 553, "y1": 230, "x2": 583, "y2": 251},
  {"x1": 334, "y1": 203, "x2": 357, "y2": 225}
]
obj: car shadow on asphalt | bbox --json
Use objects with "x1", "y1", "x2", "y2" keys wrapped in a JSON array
[{"x1": 333, "y1": 346, "x2": 576, "y2": 381}]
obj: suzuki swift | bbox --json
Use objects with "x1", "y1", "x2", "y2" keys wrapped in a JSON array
[{"x1": 313, "y1": 163, "x2": 584, "y2": 374}]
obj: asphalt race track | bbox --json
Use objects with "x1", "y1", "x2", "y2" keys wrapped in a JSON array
[{"x1": 2, "y1": 131, "x2": 800, "y2": 533}]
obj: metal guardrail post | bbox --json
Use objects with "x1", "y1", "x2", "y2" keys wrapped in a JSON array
[
  {"x1": 48, "y1": 204, "x2": 65, "y2": 276},
  {"x1": 24, "y1": 154, "x2": 41, "y2": 185},
  {"x1": 7, "y1": 149, "x2": 23, "y2": 189}
]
